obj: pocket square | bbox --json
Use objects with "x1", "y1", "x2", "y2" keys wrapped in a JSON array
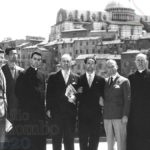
[{"x1": 114, "y1": 85, "x2": 120, "y2": 88}]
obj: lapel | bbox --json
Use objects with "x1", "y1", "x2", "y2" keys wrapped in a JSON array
[
  {"x1": 108, "y1": 74, "x2": 120, "y2": 92},
  {"x1": 58, "y1": 70, "x2": 66, "y2": 87},
  {"x1": 83, "y1": 73, "x2": 90, "y2": 88},
  {"x1": 106, "y1": 74, "x2": 120, "y2": 91},
  {"x1": 2, "y1": 64, "x2": 14, "y2": 81},
  {"x1": 88, "y1": 74, "x2": 96, "y2": 88},
  {"x1": 66, "y1": 72, "x2": 73, "y2": 86}
]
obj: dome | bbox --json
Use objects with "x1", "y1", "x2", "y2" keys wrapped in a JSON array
[{"x1": 105, "y1": 0, "x2": 133, "y2": 10}]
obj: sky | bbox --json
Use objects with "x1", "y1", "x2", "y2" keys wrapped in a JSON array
[{"x1": 0, "y1": 0, "x2": 150, "y2": 41}]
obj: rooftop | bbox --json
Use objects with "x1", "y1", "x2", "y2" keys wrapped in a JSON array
[{"x1": 76, "y1": 54, "x2": 121, "y2": 60}]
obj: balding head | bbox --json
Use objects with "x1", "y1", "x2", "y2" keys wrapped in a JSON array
[
  {"x1": 61, "y1": 53, "x2": 72, "y2": 71},
  {"x1": 135, "y1": 53, "x2": 148, "y2": 71},
  {"x1": 106, "y1": 59, "x2": 118, "y2": 77}
]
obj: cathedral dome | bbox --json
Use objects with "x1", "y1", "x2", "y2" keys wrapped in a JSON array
[{"x1": 105, "y1": 0, "x2": 133, "y2": 11}]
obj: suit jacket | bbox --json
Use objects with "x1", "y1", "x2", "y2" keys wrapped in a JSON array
[
  {"x1": 46, "y1": 70, "x2": 79, "y2": 120},
  {"x1": 0, "y1": 68, "x2": 6, "y2": 142},
  {"x1": 77, "y1": 73, "x2": 105, "y2": 121},
  {"x1": 2, "y1": 64, "x2": 24, "y2": 122},
  {"x1": 104, "y1": 73, "x2": 131, "y2": 119},
  {"x1": 15, "y1": 67, "x2": 46, "y2": 120}
]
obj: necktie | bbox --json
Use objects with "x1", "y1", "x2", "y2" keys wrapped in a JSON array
[
  {"x1": 64, "y1": 72, "x2": 68, "y2": 84},
  {"x1": 109, "y1": 77, "x2": 113, "y2": 86},
  {"x1": 88, "y1": 74, "x2": 92, "y2": 87},
  {"x1": 10, "y1": 66, "x2": 16, "y2": 78}
]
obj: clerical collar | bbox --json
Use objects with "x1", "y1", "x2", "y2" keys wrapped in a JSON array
[
  {"x1": 138, "y1": 70, "x2": 145, "y2": 73},
  {"x1": 31, "y1": 66, "x2": 38, "y2": 71}
]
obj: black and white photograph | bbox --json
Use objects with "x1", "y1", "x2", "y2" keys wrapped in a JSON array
[{"x1": 0, "y1": 0, "x2": 150, "y2": 150}]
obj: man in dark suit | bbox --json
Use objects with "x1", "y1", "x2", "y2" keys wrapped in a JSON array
[
  {"x1": 103, "y1": 59, "x2": 130, "y2": 150},
  {"x1": 77, "y1": 56, "x2": 105, "y2": 150},
  {"x1": 2, "y1": 48, "x2": 24, "y2": 149},
  {"x1": 127, "y1": 53, "x2": 150, "y2": 150},
  {"x1": 15, "y1": 51, "x2": 46, "y2": 150},
  {"x1": 46, "y1": 54, "x2": 78, "y2": 150}
]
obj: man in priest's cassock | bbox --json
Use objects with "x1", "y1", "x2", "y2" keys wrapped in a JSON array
[
  {"x1": 15, "y1": 51, "x2": 46, "y2": 150},
  {"x1": 127, "y1": 53, "x2": 150, "y2": 150}
]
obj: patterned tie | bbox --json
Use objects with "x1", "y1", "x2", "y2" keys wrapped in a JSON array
[{"x1": 88, "y1": 74, "x2": 92, "y2": 87}]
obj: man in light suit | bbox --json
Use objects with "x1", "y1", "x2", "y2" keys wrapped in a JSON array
[
  {"x1": 0, "y1": 49, "x2": 7, "y2": 150},
  {"x1": 2, "y1": 47, "x2": 24, "y2": 149},
  {"x1": 103, "y1": 59, "x2": 131, "y2": 150},
  {"x1": 77, "y1": 56, "x2": 105, "y2": 150},
  {"x1": 46, "y1": 54, "x2": 79, "y2": 150}
]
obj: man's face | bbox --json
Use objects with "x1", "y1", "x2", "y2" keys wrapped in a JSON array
[
  {"x1": 30, "y1": 54, "x2": 42, "y2": 68},
  {"x1": 135, "y1": 55, "x2": 147, "y2": 71},
  {"x1": 8, "y1": 50, "x2": 18, "y2": 63},
  {"x1": 106, "y1": 62, "x2": 117, "y2": 77},
  {"x1": 85, "y1": 59, "x2": 96, "y2": 73},
  {"x1": 61, "y1": 56, "x2": 71, "y2": 71}
]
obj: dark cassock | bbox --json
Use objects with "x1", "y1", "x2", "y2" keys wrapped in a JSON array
[
  {"x1": 15, "y1": 67, "x2": 46, "y2": 150},
  {"x1": 127, "y1": 70, "x2": 150, "y2": 150}
]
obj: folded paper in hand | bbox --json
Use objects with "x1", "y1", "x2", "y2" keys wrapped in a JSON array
[
  {"x1": 65, "y1": 84, "x2": 77, "y2": 104},
  {"x1": 5, "y1": 119, "x2": 13, "y2": 133}
]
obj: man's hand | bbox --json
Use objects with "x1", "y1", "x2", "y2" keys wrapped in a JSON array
[
  {"x1": 68, "y1": 94, "x2": 76, "y2": 104},
  {"x1": 77, "y1": 87, "x2": 83, "y2": 93},
  {"x1": 99, "y1": 97, "x2": 104, "y2": 106},
  {"x1": 122, "y1": 116, "x2": 128, "y2": 124},
  {"x1": 46, "y1": 110, "x2": 51, "y2": 118}
]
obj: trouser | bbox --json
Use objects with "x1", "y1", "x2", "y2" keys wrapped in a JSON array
[
  {"x1": 52, "y1": 117, "x2": 75, "y2": 150},
  {"x1": 0, "y1": 118, "x2": 5, "y2": 150},
  {"x1": 79, "y1": 118, "x2": 100, "y2": 150},
  {"x1": 104, "y1": 119, "x2": 126, "y2": 150}
]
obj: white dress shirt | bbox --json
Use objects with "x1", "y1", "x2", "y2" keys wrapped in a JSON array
[
  {"x1": 86, "y1": 72, "x2": 95, "y2": 87},
  {"x1": 61, "y1": 69, "x2": 70, "y2": 84}
]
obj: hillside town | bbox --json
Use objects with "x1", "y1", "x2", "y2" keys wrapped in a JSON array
[{"x1": 1, "y1": 1, "x2": 150, "y2": 78}]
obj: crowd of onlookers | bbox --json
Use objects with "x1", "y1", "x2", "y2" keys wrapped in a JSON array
[{"x1": 0, "y1": 47, "x2": 149, "y2": 150}]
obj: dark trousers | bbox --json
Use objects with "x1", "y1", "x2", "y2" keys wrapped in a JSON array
[
  {"x1": 127, "y1": 136, "x2": 150, "y2": 150},
  {"x1": 79, "y1": 118, "x2": 100, "y2": 150},
  {"x1": 51, "y1": 117, "x2": 75, "y2": 150}
]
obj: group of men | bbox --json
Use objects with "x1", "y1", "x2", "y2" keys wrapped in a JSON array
[{"x1": 0, "y1": 47, "x2": 150, "y2": 150}]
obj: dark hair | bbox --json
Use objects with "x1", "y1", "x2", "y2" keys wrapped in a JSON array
[
  {"x1": 31, "y1": 51, "x2": 42, "y2": 58},
  {"x1": 84, "y1": 56, "x2": 96, "y2": 64},
  {"x1": 5, "y1": 47, "x2": 16, "y2": 55}
]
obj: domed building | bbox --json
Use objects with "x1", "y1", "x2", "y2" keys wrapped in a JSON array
[{"x1": 105, "y1": 0, "x2": 143, "y2": 39}]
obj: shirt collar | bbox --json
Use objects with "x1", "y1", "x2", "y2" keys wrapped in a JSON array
[
  {"x1": 8, "y1": 63, "x2": 16, "y2": 69},
  {"x1": 61, "y1": 69, "x2": 70, "y2": 76},
  {"x1": 110, "y1": 72, "x2": 118, "y2": 81},
  {"x1": 86, "y1": 71, "x2": 95, "y2": 79}
]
